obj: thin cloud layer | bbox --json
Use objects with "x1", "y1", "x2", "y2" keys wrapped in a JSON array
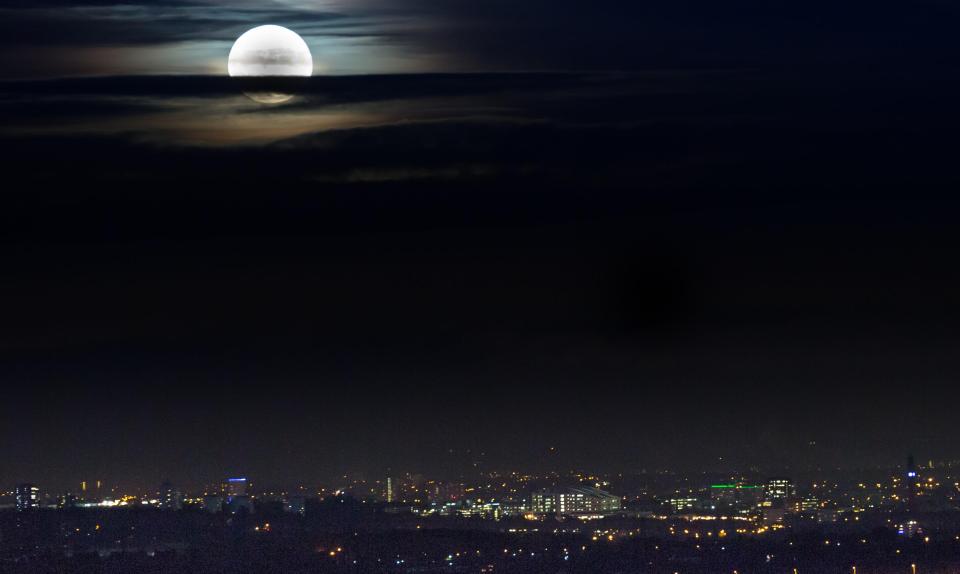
[
  {"x1": 0, "y1": 0, "x2": 437, "y2": 77},
  {"x1": 2, "y1": 0, "x2": 959, "y2": 78}
]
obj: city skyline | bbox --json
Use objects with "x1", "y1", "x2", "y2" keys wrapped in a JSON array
[
  {"x1": 7, "y1": 453, "x2": 958, "y2": 574},
  {"x1": 2, "y1": 452, "x2": 948, "y2": 500},
  {"x1": 2, "y1": 452, "x2": 947, "y2": 504}
]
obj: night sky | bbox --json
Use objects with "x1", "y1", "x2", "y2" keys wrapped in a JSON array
[{"x1": 2, "y1": 0, "x2": 960, "y2": 492}]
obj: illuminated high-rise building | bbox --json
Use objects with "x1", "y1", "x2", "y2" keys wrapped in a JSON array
[
  {"x1": 159, "y1": 480, "x2": 183, "y2": 510},
  {"x1": 797, "y1": 495, "x2": 820, "y2": 512},
  {"x1": 710, "y1": 482, "x2": 762, "y2": 508},
  {"x1": 906, "y1": 454, "x2": 919, "y2": 505},
  {"x1": 386, "y1": 476, "x2": 397, "y2": 503},
  {"x1": 906, "y1": 455, "x2": 918, "y2": 485},
  {"x1": 764, "y1": 478, "x2": 794, "y2": 502},
  {"x1": 667, "y1": 497, "x2": 700, "y2": 513},
  {"x1": 224, "y1": 477, "x2": 248, "y2": 498},
  {"x1": 15, "y1": 484, "x2": 39, "y2": 511},
  {"x1": 531, "y1": 486, "x2": 620, "y2": 517}
]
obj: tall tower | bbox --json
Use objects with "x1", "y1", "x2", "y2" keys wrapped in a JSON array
[
  {"x1": 386, "y1": 476, "x2": 396, "y2": 503},
  {"x1": 906, "y1": 454, "x2": 918, "y2": 504}
]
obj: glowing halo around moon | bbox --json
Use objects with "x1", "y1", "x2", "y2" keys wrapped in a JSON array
[{"x1": 228, "y1": 25, "x2": 313, "y2": 104}]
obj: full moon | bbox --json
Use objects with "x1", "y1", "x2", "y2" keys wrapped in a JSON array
[{"x1": 228, "y1": 25, "x2": 313, "y2": 104}]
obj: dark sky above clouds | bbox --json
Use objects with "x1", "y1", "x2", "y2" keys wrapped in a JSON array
[
  {"x1": 1, "y1": 1, "x2": 960, "y2": 491},
  {"x1": 1, "y1": 0, "x2": 959, "y2": 77}
]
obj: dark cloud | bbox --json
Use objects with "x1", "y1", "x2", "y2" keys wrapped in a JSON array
[
  {"x1": 0, "y1": 4, "x2": 348, "y2": 47},
  {"x1": 4, "y1": 70, "x2": 958, "y2": 180},
  {"x1": 0, "y1": 0, "x2": 387, "y2": 78},
  {"x1": 0, "y1": 72, "x2": 592, "y2": 100},
  {"x1": 2, "y1": 0, "x2": 959, "y2": 78}
]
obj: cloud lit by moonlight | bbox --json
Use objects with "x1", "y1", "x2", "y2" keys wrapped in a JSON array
[{"x1": 228, "y1": 25, "x2": 313, "y2": 104}]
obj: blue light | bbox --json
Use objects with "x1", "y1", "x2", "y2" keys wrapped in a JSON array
[
  {"x1": 907, "y1": 471, "x2": 917, "y2": 478},
  {"x1": 228, "y1": 478, "x2": 247, "y2": 482}
]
